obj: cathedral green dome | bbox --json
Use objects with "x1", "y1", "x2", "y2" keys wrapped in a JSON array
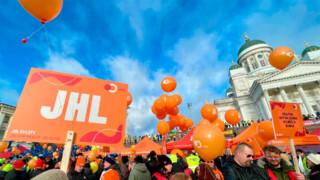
[
  {"x1": 302, "y1": 45, "x2": 320, "y2": 57},
  {"x1": 238, "y1": 39, "x2": 266, "y2": 55}
]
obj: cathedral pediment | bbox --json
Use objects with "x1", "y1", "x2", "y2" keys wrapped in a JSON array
[{"x1": 260, "y1": 61, "x2": 320, "y2": 83}]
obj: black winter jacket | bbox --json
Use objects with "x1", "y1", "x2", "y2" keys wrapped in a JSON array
[
  {"x1": 222, "y1": 158, "x2": 269, "y2": 180},
  {"x1": 310, "y1": 164, "x2": 320, "y2": 180}
]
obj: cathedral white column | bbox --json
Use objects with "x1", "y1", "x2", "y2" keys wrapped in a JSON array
[
  {"x1": 262, "y1": 90, "x2": 272, "y2": 119},
  {"x1": 0, "y1": 112, "x2": 5, "y2": 128},
  {"x1": 247, "y1": 59, "x2": 254, "y2": 72},
  {"x1": 258, "y1": 99, "x2": 267, "y2": 120},
  {"x1": 296, "y1": 85, "x2": 315, "y2": 116},
  {"x1": 255, "y1": 56, "x2": 262, "y2": 68},
  {"x1": 279, "y1": 88, "x2": 289, "y2": 102},
  {"x1": 276, "y1": 91, "x2": 283, "y2": 102},
  {"x1": 315, "y1": 81, "x2": 320, "y2": 112}
]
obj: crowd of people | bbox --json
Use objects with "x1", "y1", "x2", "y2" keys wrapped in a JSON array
[{"x1": 0, "y1": 142, "x2": 320, "y2": 180}]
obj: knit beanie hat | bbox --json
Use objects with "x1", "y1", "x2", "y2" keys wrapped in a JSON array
[{"x1": 103, "y1": 156, "x2": 115, "y2": 165}]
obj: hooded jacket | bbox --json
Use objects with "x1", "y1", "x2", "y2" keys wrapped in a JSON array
[
  {"x1": 222, "y1": 158, "x2": 269, "y2": 180},
  {"x1": 258, "y1": 158, "x2": 296, "y2": 180},
  {"x1": 129, "y1": 163, "x2": 151, "y2": 180}
]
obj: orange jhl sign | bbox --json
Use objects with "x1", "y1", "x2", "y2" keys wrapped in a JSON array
[
  {"x1": 4, "y1": 68, "x2": 128, "y2": 146},
  {"x1": 270, "y1": 101, "x2": 304, "y2": 138}
]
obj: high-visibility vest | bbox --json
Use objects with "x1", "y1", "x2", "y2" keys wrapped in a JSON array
[
  {"x1": 168, "y1": 154, "x2": 178, "y2": 163},
  {"x1": 186, "y1": 154, "x2": 200, "y2": 172}
]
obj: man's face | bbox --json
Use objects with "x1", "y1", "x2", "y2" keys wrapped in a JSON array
[
  {"x1": 297, "y1": 152, "x2": 305, "y2": 157},
  {"x1": 75, "y1": 165, "x2": 84, "y2": 172},
  {"x1": 104, "y1": 161, "x2": 111, "y2": 169},
  {"x1": 235, "y1": 146, "x2": 254, "y2": 167},
  {"x1": 265, "y1": 151, "x2": 281, "y2": 167}
]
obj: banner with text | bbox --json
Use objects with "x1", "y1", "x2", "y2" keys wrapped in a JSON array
[
  {"x1": 4, "y1": 68, "x2": 128, "y2": 146},
  {"x1": 270, "y1": 101, "x2": 304, "y2": 138}
]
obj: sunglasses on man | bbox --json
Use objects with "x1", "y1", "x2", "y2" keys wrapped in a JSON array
[{"x1": 246, "y1": 154, "x2": 254, "y2": 158}]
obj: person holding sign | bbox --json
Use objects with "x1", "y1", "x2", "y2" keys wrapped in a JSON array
[{"x1": 259, "y1": 145, "x2": 305, "y2": 180}]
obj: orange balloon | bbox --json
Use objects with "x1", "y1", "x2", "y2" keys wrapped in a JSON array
[
  {"x1": 157, "y1": 121, "x2": 170, "y2": 135},
  {"x1": 168, "y1": 119, "x2": 176, "y2": 130},
  {"x1": 19, "y1": 0, "x2": 63, "y2": 23},
  {"x1": 193, "y1": 124, "x2": 225, "y2": 161},
  {"x1": 47, "y1": 145, "x2": 52, "y2": 151},
  {"x1": 166, "y1": 95, "x2": 178, "y2": 109},
  {"x1": 212, "y1": 119, "x2": 225, "y2": 131},
  {"x1": 177, "y1": 114, "x2": 185, "y2": 127},
  {"x1": 258, "y1": 121, "x2": 274, "y2": 141},
  {"x1": 161, "y1": 76, "x2": 177, "y2": 92},
  {"x1": 201, "y1": 104, "x2": 218, "y2": 122},
  {"x1": 184, "y1": 118, "x2": 193, "y2": 129},
  {"x1": 171, "y1": 149, "x2": 185, "y2": 157},
  {"x1": 156, "y1": 112, "x2": 166, "y2": 120},
  {"x1": 127, "y1": 92, "x2": 132, "y2": 106},
  {"x1": 160, "y1": 94, "x2": 169, "y2": 104},
  {"x1": 154, "y1": 98, "x2": 166, "y2": 111},
  {"x1": 169, "y1": 115, "x2": 179, "y2": 127},
  {"x1": 168, "y1": 106, "x2": 179, "y2": 116},
  {"x1": 225, "y1": 109, "x2": 241, "y2": 125},
  {"x1": 151, "y1": 104, "x2": 157, "y2": 114},
  {"x1": 28, "y1": 159, "x2": 36, "y2": 169},
  {"x1": 172, "y1": 94, "x2": 182, "y2": 105},
  {"x1": 198, "y1": 119, "x2": 210, "y2": 126},
  {"x1": 269, "y1": 46, "x2": 294, "y2": 70}
]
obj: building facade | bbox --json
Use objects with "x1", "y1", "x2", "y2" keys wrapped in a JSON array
[
  {"x1": 214, "y1": 35, "x2": 320, "y2": 123},
  {"x1": 0, "y1": 103, "x2": 15, "y2": 140}
]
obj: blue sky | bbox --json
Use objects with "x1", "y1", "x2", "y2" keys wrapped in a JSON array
[{"x1": 0, "y1": 0, "x2": 319, "y2": 135}]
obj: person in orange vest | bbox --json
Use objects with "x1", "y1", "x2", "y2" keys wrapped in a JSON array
[{"x1": 100, "y1": 156, "x2": 121, "y2": 180}]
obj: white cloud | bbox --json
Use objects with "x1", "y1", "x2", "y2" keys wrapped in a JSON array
[
  {"x1": 126, "y1": 96, "x2": 158, "y2": 135},
  {"x1": 168, "y1": 31, "x2": 229, "y2": 118},
  {"x1": 101, "y1": 30, "x2": 230, "y2": 135},
  {"x1": 102, "y1": 56, "x2": 161, "y2": 135},
  {"x1": 117, "y1": 0, "x2": 162, "y2": 41},
  {"x1": 169, "y1": 32, "x2": 227, "y2": 100},
  {"x1": 245, "y1": 1, "x2": 320, "y2": 55},
  {"x1": 42, "y1": 54, "x2": 93, "y2": 77}
]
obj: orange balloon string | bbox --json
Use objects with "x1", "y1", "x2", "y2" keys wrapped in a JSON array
[{"x1": 25, "y1": 24, "x2": 45, "y2": 40}]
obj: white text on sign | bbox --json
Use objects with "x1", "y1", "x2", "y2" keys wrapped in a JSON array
[{"x1": 40, "y1": 90, "x2": 107, "y2": 124}]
